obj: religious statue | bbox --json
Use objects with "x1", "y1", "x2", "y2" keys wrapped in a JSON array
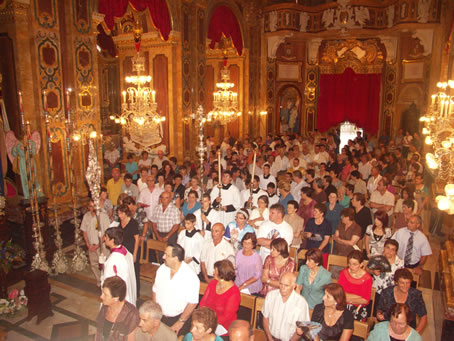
[
  {"x1": 300, "y1": 12, "x2": 309, "y2": 32},
  {"x1": 269, "y1": 11, "x2": 277, "y2": 32},
  {"x1": 417, "y1": 0, "x2": 430, "y2": 23},
  {"x1": 5, "y1": 130, "x2": 42, "y2": 199},
  {"x1": 387, "y1": 5, "x2": 395, "y2": 28}
]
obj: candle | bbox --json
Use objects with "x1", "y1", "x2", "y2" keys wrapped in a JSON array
[
  {"x1": 218, "y1": 151, "x2": 221, "y2": 182},
  {"x1": 18, "y1": 91, "x2": 23, "y2": 112},
  {"x1": 66, "y1": 88, "x2": 71, "y2": 110},
  {"x1": 122, "y1": 91, "x2": 126, "y2": 103},
  {"x1": 43, "y1": 90, "x2": 47, "y2": 111},
  {"x1": 251, "y1": 150, "x2": 257, "y2": 182},
  {"x1": 441, "y1": 99, "x2": 445, "y2": 116},
  {"x1": 431, "y1": 95, "x2": 436, "y2": 106},
  {"x1": 152, "y1": 90, "x2": 156, "y2": 103}
]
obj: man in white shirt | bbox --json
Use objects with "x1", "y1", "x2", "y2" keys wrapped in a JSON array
[
  {"x1": 138, "y1": 176, "x2": 164, "y2": 221},
  {"x1": 81, "y1": 200, "x2": 110, "y2": 287},
  {"x1": 137, "y1": 168, "x2": 149, "y2": 194},
  {"x1": 259, "y1": 164, "x2": 276, "y2": 190},
  {"x1": 367, "y1": 166, "x2": 382, "y2": 195},
  {"x1": 392, "y1": 215, "x2": 432, "y2": 275},
  {"x1": 358, "y1": 153, "x2": 372, "y2": 181},
  {"x1": 263, "y1": 272, "x2": 310, "y2": 341},
  {"x1": 369, "y1": 178, "x2": 395, "y2": 216},
  {"x1": 257, "y1": 204, "x2": 294, "y2": 262},
  {"x1": 290, "y1": 170, "x2": 308, "y2": 203},
  {"x1": 152, "y1": 150, "x2": 168, "y2": 169},
  {"x1": 200, "y1": 223, "x2": 235, "y2": 282},
  {"x1": 274, "y1": 145, "x2": 290, "y2": 172},
  {"x1": 153, "y1": 244, "x2": 199, "y2": 336}
]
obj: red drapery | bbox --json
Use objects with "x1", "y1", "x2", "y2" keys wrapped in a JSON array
[
  {"x1": 208, "y1": 6, "x2": 243, "y2": 56},
  {"x1": 98, "y1": 0, "x2": 172, "y2": 41},
  {"x1": 317, "y1": 68, "x2": 381, "y2": 135}
]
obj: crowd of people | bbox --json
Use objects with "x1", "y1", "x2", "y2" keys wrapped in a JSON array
[{"x1": 86, "y1": 129, "x2": 432, "y2": 340}]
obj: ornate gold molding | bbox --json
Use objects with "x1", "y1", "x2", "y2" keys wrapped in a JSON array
[
  {"x1": 319, "y1": 39, "x2": 384, "y2": 74},
  {"x1": 0, "y1": 0, "x2": 29, "y2": 24}
]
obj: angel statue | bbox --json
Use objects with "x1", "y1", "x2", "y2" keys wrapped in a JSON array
[{"x1": 5, "y1": 130, "x2": 42, "y2": 199}]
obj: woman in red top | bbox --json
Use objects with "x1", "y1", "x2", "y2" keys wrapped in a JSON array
[
  {"x1": 338, "y1": 250, "x2": 373, "y2": 322},
  {"x1": 199, "y1": 259, "x2": 240, "y2": 335}
]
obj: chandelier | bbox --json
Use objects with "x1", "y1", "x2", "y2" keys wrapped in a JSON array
[
  {"x1": 420, "y1": 80, "x2": 454, "y2": 213},
  {"x1": 208, "y1": 55, "x2": 241, "y2": 124},
  {"x1": 110, "y1": 55, "x2": 165, "y2": 131}
]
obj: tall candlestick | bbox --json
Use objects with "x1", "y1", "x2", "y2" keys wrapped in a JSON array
[
  {"x1": 152, "y1": 90, "x2": 156, "y2": 103},
  {"x1": 218, "y1": 151, "x2": 221, "y2": 182},
  {"x1": 251, "y1": 150, "x2": 257, "y2": 181},
  {"x1": 43, "y1": 90, "x2": 47, "y2": 111},
  {"x1": 122, "y1": 90, "x2": 126, "y2": 103},
  {"x1": 18, "y1": 91, "x2": 23, "y2": 112}
]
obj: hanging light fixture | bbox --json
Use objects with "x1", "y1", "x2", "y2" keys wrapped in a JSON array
[
  {"x1": 420, "y1": 80, "x2": 454, "y2": 213},
  {"x1": 208, "y1": 38, "x2": 241, "y2": 124},
  {"x1": 110, "y1": 18, "x2": 165, "y2": 132}
]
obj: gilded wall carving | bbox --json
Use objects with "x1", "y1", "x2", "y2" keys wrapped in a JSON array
[{"x1": 319, "y1": 39, "x2": 384, "y2": 74}]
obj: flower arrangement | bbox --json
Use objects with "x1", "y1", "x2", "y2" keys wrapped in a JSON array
[
  {"x1": 0, "y1": 289, "x2": 27, "y2": 316},
  {"x1": 0, "y1": 240, "x2": 25, "y2": 275}
]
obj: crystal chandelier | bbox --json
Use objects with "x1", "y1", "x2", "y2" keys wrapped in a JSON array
[
  {"x1": 420, "y1": 80, "x2": 454, "y2": 213},
  {"x1": 110, "y1": 55, "x2": 165, "y2": 131},
  {"x1": 208, "y1": 55, "x2": 241, "y2": 124}
]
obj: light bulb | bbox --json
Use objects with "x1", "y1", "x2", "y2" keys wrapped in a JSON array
[
  {"x1": 438, "y1": 196, "x2": 451, "y2": 211},
  {"x1": 445, "y1": 184, "x2": 454, "y2": 197},
  {"x1": 442, "y1": 140, "x2": 452, "y2": 148},
  {"x1": 89, "y1": 131, "x2": 97, "y2": 139},
  {"x1": 425, "y1": 136, "x2": 433, "y2": 145},
  {"x1": 422, "y1": 127, "x2": 429, "y2": 135},
  {"x1": 73, "y1": 134, "x2": 81, "y2": 141}
]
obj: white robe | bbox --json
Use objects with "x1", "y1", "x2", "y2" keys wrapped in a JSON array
[
  {"x1": 177, "y1": 230, "x2": 204, "y2": 274},
  {"x1": 102, "y1": 247, "x2": 137, "y2": 306},
  {"x1": 194, "y1": 207, "x2": 222, "y2": 240},
  {"x1": 210, "y1": 184, "x2": 241, "y2": 227}
]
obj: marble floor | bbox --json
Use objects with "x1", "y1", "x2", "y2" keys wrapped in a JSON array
[{"x1": 0, "y1": 231, "x2": 448, "y2": 341}]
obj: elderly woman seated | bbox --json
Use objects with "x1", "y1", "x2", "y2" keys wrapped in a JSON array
[
  {"x1": 296, "y1": 248, "x2": 332, "y2": 309},
  {"x1": 367, "y1": 303, "x2": 422, "y2": 341},
  {"x1": 96, "y1": 276, "x2": 139, "y2": 341},
  {"x1": 376, "y1": 268, "x2": 427, "y2": 334},
  {"x1": 338, "y1": 250, "x2": 373, "y2": 321},
  {"x1": 307, "y1": 283, "x2": 354, "y2": 341},
  {"x1": 183, "y1": 307, "x2": 223, "y2": 341}
]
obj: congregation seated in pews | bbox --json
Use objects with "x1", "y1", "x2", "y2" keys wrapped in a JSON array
[{"x1": 91, "y1": 130, "x2": 431, "y2": 340}]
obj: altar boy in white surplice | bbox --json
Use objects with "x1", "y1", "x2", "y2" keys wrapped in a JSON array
[
  {"x1": 177, "y1": 213, "x2": 204, "y2": 275},
  {"x1": 102, "y1": 227, "x2": 137, "y2": 306}
]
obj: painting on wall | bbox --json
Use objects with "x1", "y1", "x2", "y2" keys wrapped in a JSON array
[{"x1": 279, "y1": 86, "x2": 301, "y2": 134}]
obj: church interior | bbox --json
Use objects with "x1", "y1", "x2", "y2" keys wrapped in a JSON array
[{"x1": 1, "y1": 0, "x2": 454, "y2": 340}]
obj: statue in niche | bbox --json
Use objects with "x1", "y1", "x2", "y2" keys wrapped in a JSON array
[
  {"x1": 400, "y1": 102, "x2": 420, "y2": 135},
  {"x1": 387, "y1": 5, "x2": 395, "y2": 28},
  {"x1": 280, "y1": 87, "x2": 301, "y2": 134},
  {"x1": 5, "y1": 130, "x2": 42, "y2": 199},
  {"x1": 417, "y1": 0, "x2": 430, "y2": 23},
  {"x1": 300, "y1": 12, "x2": 309, "y2": 32},
  {"x1": 269, "y1": 11, "x2": 277, "y2": 32}
]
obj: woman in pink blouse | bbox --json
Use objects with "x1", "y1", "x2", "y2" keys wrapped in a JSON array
[{"x1": 260, "y1": 238, "x2": 295, "y2": 296}]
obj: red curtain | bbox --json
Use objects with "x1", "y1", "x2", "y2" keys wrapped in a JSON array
[
  {"x1": 317, "y1": 68, "x2": 381, "y2": 135},
  {"x1": 208, "y1": 6, "x2": 243, "y2": 56},
  {"x1": 98, "y1": 0, "x2": 172, "y2": 41}
]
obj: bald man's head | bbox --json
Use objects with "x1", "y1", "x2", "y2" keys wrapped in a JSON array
[
  {"x1": 229, "y1": 320, "x2": 254, "y2": 341},
  {"x1": 279, "y1": 272, "x2": 297, "y2": 299}
]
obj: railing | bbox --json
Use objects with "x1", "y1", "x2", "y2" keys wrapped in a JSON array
[{"x1": 263, "y1": 0, "x2": 441, "y2": 33}]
